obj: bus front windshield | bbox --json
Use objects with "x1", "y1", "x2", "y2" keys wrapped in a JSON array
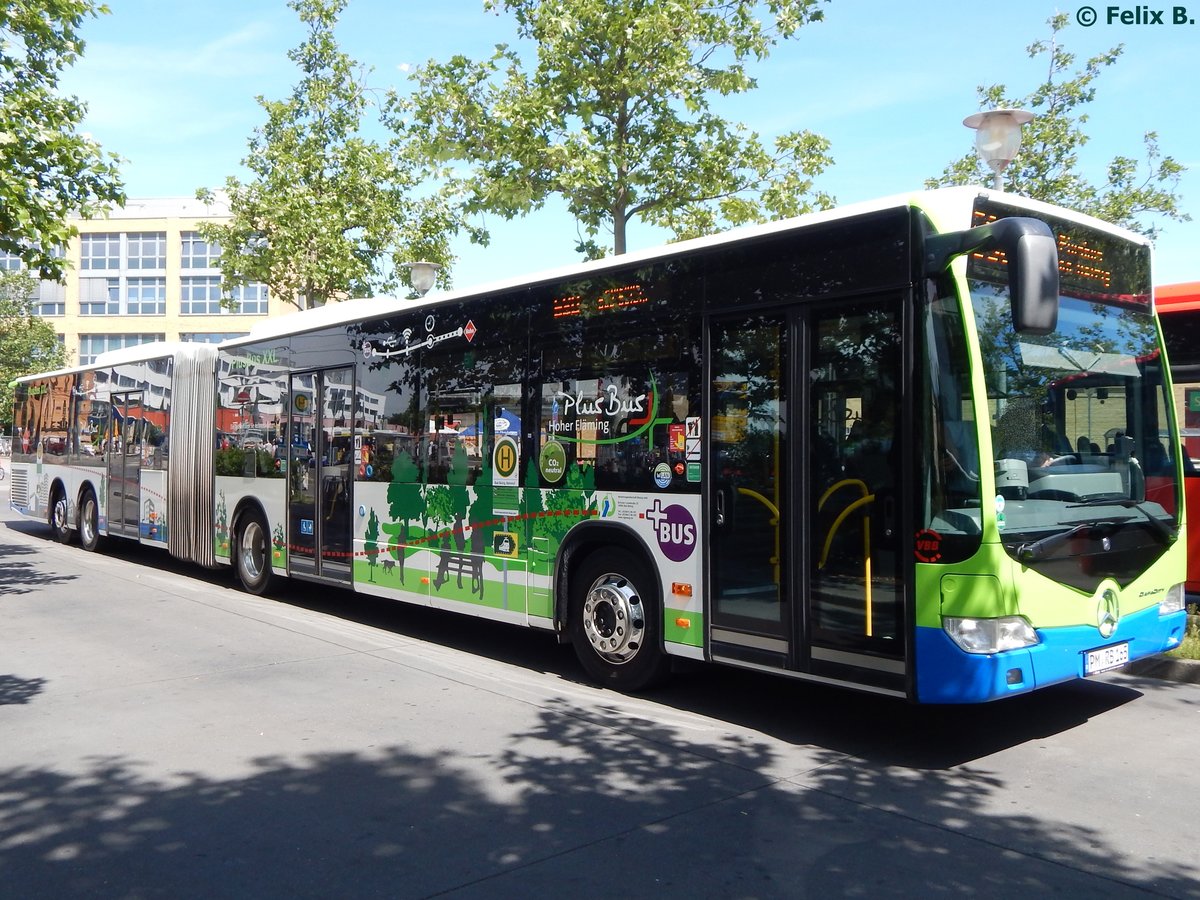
[{"x1": 971, "y1": 284, "x2": 1180, "y2": 585}]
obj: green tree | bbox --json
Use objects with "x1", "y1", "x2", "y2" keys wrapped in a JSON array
[
  {"x1": 928, "y1": 14, "x2": 1187, "y2": 238},
  {"x1": 384, "y1": 448, "x2": 423, "y2": 583},
  {"x1": 426, "y1": 485, "x2": 454, "y2": 530},
  {"x1": 395, "y1": 0, "x2": 834, "y2": 259},
  {"x1": 197, "y1": 0, "x2": 458, "y2": 310},
  {"x1": 1, "y1": 0, "x2": 125, "y2": 280},
  {"x1": 522, "y1": 455, "x2": 545, "y2": 552},
  {"x1": 364, "y1": 507, "x2": 380, "y2": 582},
  {"x1": 468, "y1": 432, "x2": 496, "y2": 548},
  {"x1": 1, "y1": 271, "x2": 68, "y2": 429}
]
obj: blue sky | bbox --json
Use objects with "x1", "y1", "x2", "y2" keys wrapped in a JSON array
[{"x1": 61, "y1": 0, "x2": 1200, "y2": 288}]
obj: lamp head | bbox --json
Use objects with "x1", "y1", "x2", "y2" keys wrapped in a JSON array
[
  {"x1": 963, "y1": 109, "x2": 1034, "y2": 183},
  {"x1": 404, "y1": 261, "x2": 442, "y2": 297}
]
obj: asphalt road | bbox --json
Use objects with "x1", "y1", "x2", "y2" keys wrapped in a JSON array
[{"x1": 2, "y1": 489, "x2": 1199, "y2": 899}]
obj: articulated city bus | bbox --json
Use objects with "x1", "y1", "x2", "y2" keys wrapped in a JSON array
[
  {"x1": 1155, "y1": 281, "x2": 1200, "y2": 601},
  {"x1": 9, "y1": 187, "x2": 1188, "y2": 702}
]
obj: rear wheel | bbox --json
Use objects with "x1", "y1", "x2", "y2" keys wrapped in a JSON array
[
  {"x1": 234, "y1": 510, "x2": 273, "y2": 595},
  {"x1": 569, "y1": 548, "x2": 671, "y2": 692},
  {"x1": 79, "y1": 489, "x2": 101, "y2": 552},
  {"x1": 50, "y1": 486, "x2": 73, "y2": 544}
]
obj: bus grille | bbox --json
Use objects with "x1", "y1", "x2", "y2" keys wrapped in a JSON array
[{"x1": 10, "y1": 467, "x2": 29, "y2": 508}]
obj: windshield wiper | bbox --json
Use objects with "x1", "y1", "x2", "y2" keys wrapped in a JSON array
[
  {"x1": 1067, "y1": 498, "x2": 1177, "y2": 546},
  {"x1": 1015, "y1": 521, "x2": 1128, "y2": 563}
]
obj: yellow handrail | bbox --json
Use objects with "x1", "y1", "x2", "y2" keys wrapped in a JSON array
[
  {"x1": 817, "y1": 478, "x2": 876, "y2": 637},
  {"x1": 737, "y1": 486, "x2": 781, "y2": 584}
]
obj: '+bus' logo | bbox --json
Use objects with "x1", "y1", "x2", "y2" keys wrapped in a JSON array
[{"x1": 644, "y1": 499, "x2": 697, "y2": 563}]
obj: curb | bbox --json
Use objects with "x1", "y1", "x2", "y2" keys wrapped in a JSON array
[{"x1": 1125, "y1": 655, "x2": 1200, "y2": 685}]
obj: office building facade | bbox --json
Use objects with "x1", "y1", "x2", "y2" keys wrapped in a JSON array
[{"x1": 2, "y1": 197, "x2": 290, "y2": 366}]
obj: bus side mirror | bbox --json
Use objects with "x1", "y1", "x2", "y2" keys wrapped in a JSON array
[{"x1": 924, "y1": 216, "x2": 1060, "y2": 335}]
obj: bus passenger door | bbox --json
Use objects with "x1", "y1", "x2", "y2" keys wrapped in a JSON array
[
  {"x1": 806, "y1": 299, "x2": 906, "y2": 686},
  {"x1": 707, "y1": 298, "x2": 907, "y2": 691},
  {"x1": 708, "y1": 314, "x2": 793, "y2": 664},
  {"x1": 106, "y1": 392, "x2": 143, "y2": 538},
  {"x1": 287, "y1": 367, "x2": 354, "y2": 583}
]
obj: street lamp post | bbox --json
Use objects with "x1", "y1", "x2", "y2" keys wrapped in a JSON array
[{"x1": 963, "y1": 109, "x2": 1034, "y2": 191}]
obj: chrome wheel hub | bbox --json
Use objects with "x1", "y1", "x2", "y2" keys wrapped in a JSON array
[
  {"x1": 81, "y1": 499, "x2": 96, "y2": 544},
  {"x1": 240, "y1": 520, "x2": 267, "y2": 580},
  {"x1": 53, "y1": 495, "x2": 69, "y2": 532},
  {"x1": 582, "y1": 573, "x2": 646, "y2": 664}
]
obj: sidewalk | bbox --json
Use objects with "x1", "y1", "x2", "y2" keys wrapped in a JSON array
[
  {"x1": 1130, "y1": 610, "x2": 1200, "y2": 683},
  {"x1": 1126, "y1": 654, "x2": 1200, "y2": 685}
]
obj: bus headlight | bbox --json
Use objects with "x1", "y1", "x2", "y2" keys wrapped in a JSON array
[
  {"x1": 1160, "y1": 583, "x2": 1185, "y2": 616},
  {"x1": 943, "y1": 616, "x2": 1040, "y2": 654}
]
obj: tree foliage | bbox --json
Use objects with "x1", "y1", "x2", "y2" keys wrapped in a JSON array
[
  {"x1": 197, "y1": 0, "x2": 460, "y2": 310},
  {"x1": 394, "y1": 0, "x2": 834, "y2": 258},
  {"x1": 1, "y1": 271, "x2": 68, "y2": 429},
  {"x1": 1, "y1": 0, "x2": 125, "y2": 280},
  {"x1": 928, "y1": 14, "x2": 1187, "y2": 238},
  {"x1": 364, "y1": 508, "x2": 380, "y2": 581}
]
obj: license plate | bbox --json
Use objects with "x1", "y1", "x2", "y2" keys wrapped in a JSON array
[{"x1": 1084, "y1": 642, "x2": 1129, "y2": 675}]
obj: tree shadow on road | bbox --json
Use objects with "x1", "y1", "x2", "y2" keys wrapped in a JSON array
[
  {"x1": 0, "y1": 698, "x2": 1194, "y2": 899},
  {"x1": 0, "y1": 674, "x2": 46, "y2": 706},
  {"x1": 2, "y1": 520, "x2": 1191, "y2": 896},
  {"x1": 0, "y1": 540, "x2": 79, "y2": 596}
]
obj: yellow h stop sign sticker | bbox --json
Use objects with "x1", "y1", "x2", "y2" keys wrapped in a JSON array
[
  {"x1": 494, "y1": 435, "x2": 518, "y2": 480},
  {"x1": 493, "y1": 434, "x2": 520, "y2": 516}
]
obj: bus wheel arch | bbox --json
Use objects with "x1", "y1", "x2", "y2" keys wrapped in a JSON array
[
  {"x1": 560, "y1": 526, "x2": 671, "y2": 692},
  {"x1": 49, "y1": 479, "x2": 73, "y2": 543},
  {"x1": 78, "y1": 485, "x2": 102, "y2": 552},
  {"x1": 231, "y1": 500, "x2": 273, "y2": 595}
]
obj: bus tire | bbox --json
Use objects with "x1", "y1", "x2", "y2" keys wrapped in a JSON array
[
  {"x1": 50, "y1": 485, "x2": 73, "y2": 544},
  {"x1": 569, "y1": 548, "x2": 671, "y2": 692},
  {"x1": 234, "y1": 510, "x2": 273, "y2": 595},
  {"x1": 79, "y1": 488, "x2": 102, "y2": 552}
]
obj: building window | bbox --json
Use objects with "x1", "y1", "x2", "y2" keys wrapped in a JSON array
[
  {"x1": 2, "y1": 244, "x2": 65, "y2": 273},
  {"x1": 181, "y1": 232, "x2": 221, "y2": 269},
  {"x1": 35, "y1": 281, "x2": 66, "y2": 316},
  {"x1": 181, "y1": 332, "x2": 248, "y2": 344},
  {"x1": 181, "y1": 278, "x2": 269, "y2": 315},
  {"x1": 181, "y1": 275, "x2": 223, "y2": 314},
  {"x1": 80, "y1": 277, "x2": 120, "y2": 315},
  {"x1": 231, "y1": 282, "x2": 268, "y2": 314},
  {"x1": 79, "y1": 333, "x2": 164, "y2": 366},
  {"x1": 126, "y1": 277, "x2": 166, "y2": 315},
  {"x1": 80, "y1": 233, "x2": 121, "y2": 270},
  {"x1": 127, "y1": 232, "x2": 166, "y2": 269}
]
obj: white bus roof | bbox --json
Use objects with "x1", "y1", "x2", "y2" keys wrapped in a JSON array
[
  {"x1": 225, "y1": 186, "x2": 1152, "y2": 348},
  {"x1": 13, "y1": 342, "x2": 207, "y2": 384}
]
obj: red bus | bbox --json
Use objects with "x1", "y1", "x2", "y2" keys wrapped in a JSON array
[{"x1": 1157, "y1": 281, "x2": 1200, "y2": 600}]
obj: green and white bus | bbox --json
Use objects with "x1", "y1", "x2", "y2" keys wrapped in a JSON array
[{"x1": 9, "y1": 187, "x2": 1189, "y2": 702}]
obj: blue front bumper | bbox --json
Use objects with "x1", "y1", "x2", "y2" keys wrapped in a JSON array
[{"x1": 915, "y1": 604, "x2": 1188, "y2": 703}]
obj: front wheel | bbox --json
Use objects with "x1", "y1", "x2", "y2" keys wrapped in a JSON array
[
  {"x1": 569, "y1": 548, "x2": 671, "y2": 692},
  {"x1": 79, "y1": 489, "x2": 102, "y2": 552},
  {"x1": 234, "y1": 510, "x2": 273, "y2": 595}
]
